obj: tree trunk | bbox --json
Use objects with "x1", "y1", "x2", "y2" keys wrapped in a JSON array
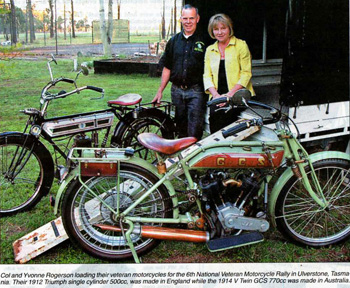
[
  {"x1": 25, "y1": 1, "x2": 28, "y2": 43},
  {"x1": 49, "y1": 0, "x2": 54, "y2": 38},
  {"x1": 63, "y1": 2, "x2": 66, "y2": 40},
  {"x1": 3, "y1": 2, "x2": 9, "y2": 41},
  {"x1": 117, "y1": 0, "x2": 121, "y2": 19},
  {"x1": 28, "y1": 0, "x2": 35, "y2": 42},
  {"x1": 10, "y1": 0, "x2": 17, "y2": 45},
  {"x1": 170, "y1": 8, "x2": 173, "y2": 35},
  {"x1": 107, "y1": 0, "x2": 113, "y2": 47},
  {"x1": 71, "y1": 0, "x2": 75, "y2": 38},
  {"x1": 174, "y1": 0, "x2": 177, "y2": 34},
  {"x1": 99, "y1": 0, "x2": 111, "y2": 57},
  {"x1": 161, "y1": 0, "x2": 165, "y2": 40}
]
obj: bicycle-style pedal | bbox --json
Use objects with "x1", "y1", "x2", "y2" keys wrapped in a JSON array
[{"x1": 207, "y1": 232, "x2": 264, "y2": 252}]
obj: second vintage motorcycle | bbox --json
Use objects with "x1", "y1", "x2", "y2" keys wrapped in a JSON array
[
  {"x1": 0, "y1": 55, "x2": 176, "y2": 216},
  {"x1": 54, "y1": 90, "x2": 350, "y2": 263}
]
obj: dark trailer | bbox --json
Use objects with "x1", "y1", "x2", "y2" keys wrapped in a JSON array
[{"x1": 188, "y1": 0, "x2": 349, "y2": 152}]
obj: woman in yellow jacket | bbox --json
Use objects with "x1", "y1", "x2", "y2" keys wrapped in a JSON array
[{"x1": 203, "y1": 13, "x2": 255, "y2": 133}]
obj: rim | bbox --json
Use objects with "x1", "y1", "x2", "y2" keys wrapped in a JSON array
[
  {"x1": 281, "y1": 165, "x2": 350, "y2": 244},
  {"x1": 122, "y1": 119, "x2": 164, "y2": 161},
  {"x1": 0, "y1": 143, "x2": 43, "y2": 213},
  {"x1": 71, "y1": 172, "x2": 165, "y2": 256}
]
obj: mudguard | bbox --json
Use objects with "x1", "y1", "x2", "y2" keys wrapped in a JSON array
[
  {"x1": 111, "y1": 107, "x2": 176, "y2": 145},
  {"x1": 269, "y1": 151, "x2": 350, "y2": 227},
  {"x1": 54, "y1": 155, "x2": 178, "y2": 216}
]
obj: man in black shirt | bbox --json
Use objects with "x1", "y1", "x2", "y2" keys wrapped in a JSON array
[{"x1": 152, "y1": 4, "x2": 207, "y2": 140}]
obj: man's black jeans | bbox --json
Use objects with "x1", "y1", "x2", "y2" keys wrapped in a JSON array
[{"x1": 171, "y1": 84, "x2": 207, "y2": 140}]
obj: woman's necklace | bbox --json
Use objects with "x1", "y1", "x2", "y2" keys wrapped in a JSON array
[{"x1": 218, "y1": 41, "x2": 229, "y2": 59}]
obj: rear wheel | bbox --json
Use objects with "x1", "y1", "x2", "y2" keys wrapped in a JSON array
[
  {"x1": 275, "y1": 159, "x2": 350, "y2": 246},
  {"x1": 61, "y1": 163, "x2": 172, "y2": 260},
  {"x1": 0, "y1": 134, "x2": 54, "y2": 216},
  {"x1": 114, "y1": 116, "x2": 175, "y2": 162}
]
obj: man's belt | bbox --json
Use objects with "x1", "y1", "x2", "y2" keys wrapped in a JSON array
[{"x1": 174, "y1": 83, "x2": 201, "y2": 90}]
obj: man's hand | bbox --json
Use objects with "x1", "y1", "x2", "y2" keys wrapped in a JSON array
[{"x1": 152, "y1": 90, "x2": 163, "y2": 104}]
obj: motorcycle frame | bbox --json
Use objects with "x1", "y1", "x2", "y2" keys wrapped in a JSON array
[
  {"x1": 9, "y1": 100, "x2": 175, "y2": 181},
  {"x1": 55, "y1": 120, "x2": 350, "y2": 263}
]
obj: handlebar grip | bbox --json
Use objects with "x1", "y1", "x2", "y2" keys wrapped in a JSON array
[
  {"x1": 87, "y1": 86, "x2": 104, "y2": 93},
  {"x1": 222, "y1": 122, "x2": 251, "y2": 138},
  {"x1": 207, "y1": 97, "x2": 229, "y2": 107},
  {"x1": 61, "y1": 78, "x2": 75, "y2": 84}
]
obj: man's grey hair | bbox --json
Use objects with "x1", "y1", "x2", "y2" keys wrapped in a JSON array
[{"x1": 182, "y1": 4, "x2": 198, "y2": 15}]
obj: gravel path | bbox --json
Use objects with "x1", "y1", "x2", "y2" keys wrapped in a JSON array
[{"x1": 22, "y1": 43, "x2": 150, "y2": 57}]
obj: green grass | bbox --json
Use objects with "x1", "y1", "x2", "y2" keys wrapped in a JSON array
[
  {"x1": 8, "y1": 32, "x2": 161, "y2": 49},
  {"x1": 1, "y1": 59, "x2": 350, "y2": 264}
]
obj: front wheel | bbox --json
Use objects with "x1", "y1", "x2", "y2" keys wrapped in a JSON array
[
  {"x1": 275, "y1": 159, "x2": 350, "y2": 246},
  {"x1": 61, "y1": 163, "x2": 172, "y2": 260},
  {"x1": 0, "y1": 134, "x2": 54, "y2": 216}
]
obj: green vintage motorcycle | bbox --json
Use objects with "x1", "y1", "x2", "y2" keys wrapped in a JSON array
[{"x1": 54, "y1": 90, "x2": 350, "y2": 263}]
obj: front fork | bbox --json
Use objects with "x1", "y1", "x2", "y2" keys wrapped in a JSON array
[{"x1": 285, "y1": 135, "x2": 328, "y2": 209}]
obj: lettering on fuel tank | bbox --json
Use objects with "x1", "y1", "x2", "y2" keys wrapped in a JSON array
[{"x1": 194, "y1": 151, "x2": 284, "y2": 168}]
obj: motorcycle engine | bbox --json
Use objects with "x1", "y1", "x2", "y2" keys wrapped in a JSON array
[
  {"x1": 199, "y1": 170, "x2": 263, "y2": 233},
  {"x1": 73, "y1": 134, "x2": 92, "y2": 148}
]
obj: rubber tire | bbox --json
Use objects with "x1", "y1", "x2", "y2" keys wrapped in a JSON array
[
  {"x1": 0, "y1": 134, "x2": 54, "y2": 216},
  {"x1": 115, "y1": 117, "x2": 175, "y2": 161},
  {"x1": 275, "y1": 159, "x2": 350, "y2": 247},
  {"x1": 61, "y1": 163, "x2": 173, "y2": 260}
]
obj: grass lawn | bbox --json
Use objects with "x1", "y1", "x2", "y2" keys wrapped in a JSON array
[
  {"x1": 1, "y1": 58, "x2": 349, "y2": 265},
  {"x1": 8, "y1": 32, "x2": 161, "y2": 49}
]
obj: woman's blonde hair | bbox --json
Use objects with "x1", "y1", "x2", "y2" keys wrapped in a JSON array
[{"x1": 208, "y1": 14, "x2": 234, "y2": 39}]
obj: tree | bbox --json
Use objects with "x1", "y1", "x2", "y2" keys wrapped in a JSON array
[
  {"x1": 107, "y1": 0, "x2": 113, "y2": 46},
  {"x1": 76, "y1": 19, "x2": 84, "y2": 29},
  {"x1": 83, "y1": 16, "x2": 88, "y2": 32},
  {"x1": 48, "y1": 0, "x2": 54, "y2": 38},
  {"x1": 161, "y1": 0, "x2": 165, "y2": 39},
  {"x1": 71, "y1": 0, "x2": 75, "y2": 38},
  {"x1": 28, "y1": 0, "x2": 35, "y2": 42},
  {"x1": 63, "y1": 2, "x2": 66, "y2": 39},
  {"x1": 99, "y1": 0, "x2": 112, "y2": 57},
  {"x1": 174, "y1": 0, "x2": 177, "y2": 34},
  {"x1": 1, "y1": 1, "x2": 10, "y2": 41},
  {"x1": 10, "y1": 0, "x2": 17, "y2": 45},
  {"x1": 117, "y1": 0, "x2": 121, "y2": 19},
  {"x1": 57, "y1": 15, "x2": 64, "y2": 30}
]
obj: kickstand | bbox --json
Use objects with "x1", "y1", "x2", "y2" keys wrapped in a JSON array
[{"x1": 121, "y1": 219, "x2": 141, "y2": 263}]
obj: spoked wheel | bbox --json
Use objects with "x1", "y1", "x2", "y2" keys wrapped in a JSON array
[
  {"x1": 117, "y1": 118, "x2": 174, "y2": 162},
  {"x1": 275, "y1": 159, "x2": 350, "y2": 246},
  {"x1": 61, "y1": 163, "x2": 172, "y2": 260},
  {"x1": 0, "y1": 134, "x2": 54, "y2": 216}
]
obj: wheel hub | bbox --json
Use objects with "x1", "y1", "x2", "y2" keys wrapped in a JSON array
[{"x1": 100, "y1": 192, "x2": 134, "y2": 224}]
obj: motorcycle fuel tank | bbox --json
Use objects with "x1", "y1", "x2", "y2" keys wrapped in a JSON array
[
  {"x1": 42, "y1": 111, "x2": 114, "y2": 138},
  {"x1": 191, "y1": 149, "x2": 284, "y2": 169}
]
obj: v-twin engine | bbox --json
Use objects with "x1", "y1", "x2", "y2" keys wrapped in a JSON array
[{"x1": 217, "y1": 202, "x2": 269, "y2": 232}]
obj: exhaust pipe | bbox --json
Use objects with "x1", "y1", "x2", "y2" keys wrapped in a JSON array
[{"x1": 95, "y1": 224, "x2": 209, "y2": 243}]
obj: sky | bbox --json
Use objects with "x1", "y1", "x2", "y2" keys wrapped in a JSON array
[{"x1": 16, "y1": 0, "x2": 182, "y2": 33}]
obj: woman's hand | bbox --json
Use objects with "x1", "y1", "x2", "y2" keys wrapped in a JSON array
[{"x1": 226, "y1": 84, "x2": 244, "y2": 98}]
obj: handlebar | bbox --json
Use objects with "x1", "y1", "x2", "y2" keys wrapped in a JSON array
[
  {"x1": 86, "y1": 86, "x2": 104, "y2": 93},
  {"x1": 41, "y1": 77, "x2": 104, "y2": 101},
  {"x1": 55, "y1": 77, "x2": 75, "y2": 84},
  {"x1": 207, "y1": 89, "x2": 282, "y2": 138},
  {"x1": 207, "y1": 96, "x2": 230, "y2": 107},
  {"x1": 222, "y1": 118, "x2": 263, "y2": 138}
]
